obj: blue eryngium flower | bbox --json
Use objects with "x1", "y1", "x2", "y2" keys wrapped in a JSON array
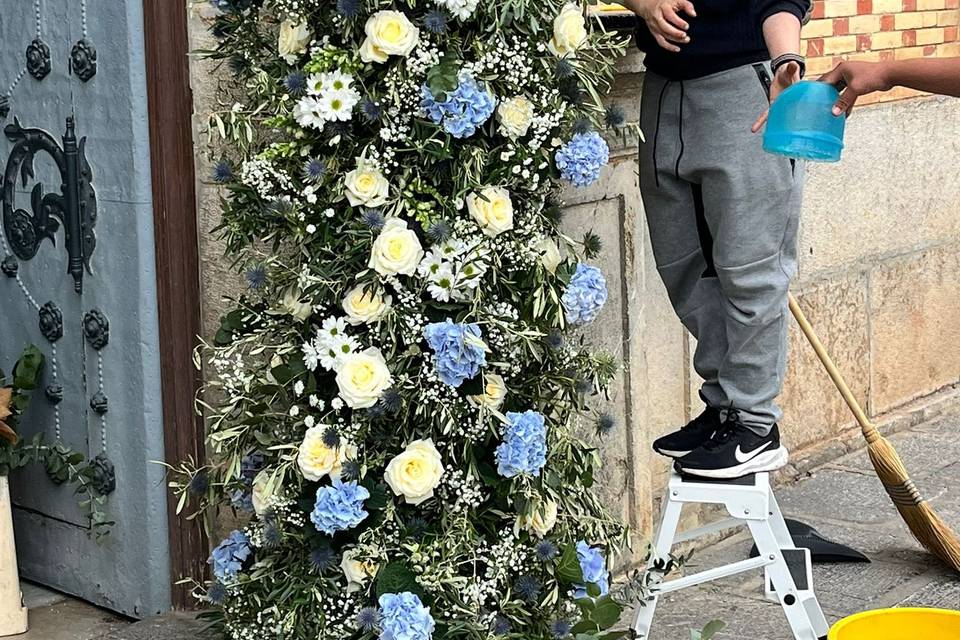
[
  {"x1": 420, "y1": 72, "x2": 496, "y2": 139},
  {"x1": 284, "y1": 71, "x2": 307, "y2": 96},
  {"x1": 562, "y1": 263, "x2": 607, "y2": 326},
  {"x1": 495, "y1": 410, "x2": 547, "y2": 478},
  {"x1": 310, "y1": 480, "x2": 370, "y2": 535},
  {"x1": 209, "y1": 530, "x2": 252, "y2": 582},
  {"x1": 212, "y1": 160, "x2": 233, "y2": 183},
  {"x1": 574, "y1": 541, "x2": 610, "y2": 598},
  {"x1": 423, "y1": 319, "x2": 487, "y2": 387},
  {"x1": 556, "y1": 132, "x2": 609, "y2": 187},
  {"x1": 379, "y1": 592, "x2": 436, "y2": 640}
]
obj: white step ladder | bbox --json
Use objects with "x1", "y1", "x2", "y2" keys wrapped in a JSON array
[{"x1": 632, "y1": 471, "x2": 829, "y2": 640}]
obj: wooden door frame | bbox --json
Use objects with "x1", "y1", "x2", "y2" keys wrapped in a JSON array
[{"x1": 143, "y1": 1, "x2": 207, "y2": 610}]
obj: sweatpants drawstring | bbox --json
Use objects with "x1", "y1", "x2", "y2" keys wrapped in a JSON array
[{"x1": 651, "y1": 78, "x2": 686, "y2": 188}]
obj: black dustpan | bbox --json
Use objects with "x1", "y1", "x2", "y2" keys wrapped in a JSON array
[{"x1": 749, "y1": 518, "x2": 870, "y2": 563}]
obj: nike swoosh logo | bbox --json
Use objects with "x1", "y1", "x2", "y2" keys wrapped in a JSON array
[{"x1": 735, "y1": 442, "x2": 772, "y2": 463}]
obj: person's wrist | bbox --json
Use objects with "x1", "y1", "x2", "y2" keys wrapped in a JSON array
[{"x1": 771, "y1": 53, "x2": 806, "y2": 79}]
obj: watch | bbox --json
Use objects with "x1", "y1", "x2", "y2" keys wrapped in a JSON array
[{"x1": 771, "y1": 53, "x2": 806, "y2": 79}]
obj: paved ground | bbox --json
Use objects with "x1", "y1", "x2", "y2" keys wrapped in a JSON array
[
  {"x1": 16, "y1": 415, "x2": 960, "y2": 639},
  {"x1": 644, "y1": 414, "x2": 960, "y2": 639}
]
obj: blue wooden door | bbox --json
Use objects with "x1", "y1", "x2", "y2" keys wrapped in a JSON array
[{"x1": 0, "y1": 1, "x2": 171, "y2": 617}]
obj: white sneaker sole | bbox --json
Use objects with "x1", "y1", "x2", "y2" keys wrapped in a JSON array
[
  {"x1": 678, "y1": 446, "x2": 789, "y2": 479},
  {"x1": 654, "y1": 447, "x2": 693, "y2": 459}
]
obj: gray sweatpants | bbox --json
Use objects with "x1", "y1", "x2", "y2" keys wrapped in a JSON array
[{"x1": 639, "y1": 62, "x2": 803, "y2": 435}]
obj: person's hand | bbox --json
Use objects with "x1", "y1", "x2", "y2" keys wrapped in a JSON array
[
  {"x1": 751, "y1": 60, "x2": 802, "y2": 133},
  {"x1": 634, "y1": 0, "x2": 696, "y2": 52},
  {"x1": 820, "y1": 61, "x2": 893, "y2": 116}
]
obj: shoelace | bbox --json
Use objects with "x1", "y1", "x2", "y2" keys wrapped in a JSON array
[{"x1": 701, "y1": 409, "x2": 743, "y2": 451}]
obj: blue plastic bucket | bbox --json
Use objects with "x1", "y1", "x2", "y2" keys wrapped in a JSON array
[{"x1": 763, "y1": 81, "x2": 846, "y2": 162}]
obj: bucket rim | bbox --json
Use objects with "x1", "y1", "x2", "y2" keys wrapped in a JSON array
[{"x1": 829, "y1": 607, "x2": 960, "y2": 640}]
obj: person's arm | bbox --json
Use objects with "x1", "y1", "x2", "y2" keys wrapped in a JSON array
[
  {"x1": 619, "y1": 0, "x2": 696, "y2": 52},
  {"x1": 821, "y1": 58, "x2": 960, "y2": 116},
  {"x1": 751, "y1": 3, "x2": 808, "y2": 132}
]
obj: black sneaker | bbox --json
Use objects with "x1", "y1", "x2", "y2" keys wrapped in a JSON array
[
  {"x1": 676, "y1": 412, "x2": 789, "y2": 479},
  {"x1": 652, "y1": 407, "x2": 722, "y2": 459}
]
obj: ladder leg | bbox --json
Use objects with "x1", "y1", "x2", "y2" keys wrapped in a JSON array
[
  {"x1": 748, "y1": 519, "x2": 823, "y2": 640},
  {"x1": 767, "y1": 493, "x2": 795, "y2": 549},
  {"x1": 632, "y1": 494, "x2": 684, "y2": 639}
]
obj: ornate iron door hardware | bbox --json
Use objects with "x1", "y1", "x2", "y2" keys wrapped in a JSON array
[{"x1": 2, "y1": 116, "x2": 97, "y2": 293}]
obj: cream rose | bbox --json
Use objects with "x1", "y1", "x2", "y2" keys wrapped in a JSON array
[
  {"x1": 251, "y1": 471, "x2": 274, "y2": 516},
  {"x1": 280, "y1": 287, "x2": 312, "y2": 321},
  {"x1": 548, "y1": 4, "x2": 588, "y2": 58},
  {"x1": 496, "y1": 96, "x2": 534, "y2": 139},
  {"x1": 341, "y1": 549, "x2": 379, "y2": 593},
  {"x1": 384, "y1": 439, "x2": 445, "y2": 505},
  {"x1": 297, "y1": 426, "x2": 356, "y2": 481},
  {"x1": 278, "y1": 20, "x2": 311, "y2": 64},
  {"x1": 361, "y1": 10, "x2": 419, "y2": 63},
  {"x1": 336, "y1": 347, "x2": 393, "y2": 409},
  {"x1": 467, "y1": 187, "x2": 514, "y2": 238},
  {"x1": 515, "y1": 500, "x2": 558, "y2": 538},
  {"x1": 344, "y1": 158, "x2": 390, "y2": 208},
  {"x1": 536, "y1": 237, "x2": 562, "y2": 274},
  {"x1": 469, "y1": 373, "x2": 507, "y2": 409},
  {"x1": 342, "y1": 284, "x2": 392, "y2": 325},
  {"x1": 369, "y1": 218, "x2": 424, "y2": 276}
]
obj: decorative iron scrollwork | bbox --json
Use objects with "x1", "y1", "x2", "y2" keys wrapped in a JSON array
[
  {"x1": 26, "y1": 39, "x2": 51, "y2": 81},
  {"x1": 38, "y1": 301, "x2": 62, "y2": 342},
  {"x1": 2, "y1": 117, "x2": 98, "y2": 293},
  {"x1": 90, "y1": 392, "x2": 108, "y2": 415},
  {"x1": 70, "y1": 39, "x2": 97, "y2": 83},
  {"x1": 90, "y1": 454, "x2": 116, "y2": 496},
  {"x1": 1, "y1": 255, "x2": 16, "y2": 277},
  {"x1": 83, "y1": 309, "x2": 109, "y2": 350},
  {"x1": 44, "y1": 383, "x2": 63, "y2": 404}
]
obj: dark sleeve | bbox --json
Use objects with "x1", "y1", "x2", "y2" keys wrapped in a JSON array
[{"x1": 758, "y1": 0, "x2": 811, "y2": 23}]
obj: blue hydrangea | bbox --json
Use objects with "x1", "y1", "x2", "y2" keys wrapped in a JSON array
[
  {"x1": 209, "y1": 530, "x2": 252, "y2": 582},
  {"x1": 555, "y1": 132, "x2": 609, "y2": 187},
  {"x1": 230, "y1": 488, "x2": 254, "y2": 512},
  {"x1": 495, "y1": 410, "x2": 548, "y2": 478},
  {"x1": 378, "y1": 592, "x2": 436, "y2": 640},
  {"x1": 562, "y1": 263, "x2": 607, "y2": 326},
  {"x1": 574, "y1": 541, "x2": 609, "y2": 599},
  {"x1": 420, "y1": 73, "x2": 496, "y2": 139},
  {"x1": 423, "y1": 319, "x2": 487, "y2": 388},
  {"x1": 310, "y1": 480, "x2": 370, "y2": 535}
]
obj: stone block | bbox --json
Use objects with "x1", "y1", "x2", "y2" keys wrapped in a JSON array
[
  {"x1": 776, "y1": 468, "x2": 902, "y2": 526},
  {"x1": 869, "y1": 245, "x2": 960, "y2": 413},
  {"x1": 780, "y1": 275, "x2": 871, "y2": 452},
  {"x1": 800, "y1": 97, "x2": 960, "y2": 276}
]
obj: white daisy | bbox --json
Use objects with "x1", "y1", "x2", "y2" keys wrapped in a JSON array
[
  {"x1": 320, "y1": 70, "x2": 354, "y2": 92},
  {"x1": 302, "y1": 340, "x2": 320, "y2": 371},
  {"x1": 319, "y1": 316, "x2": 349, "y2": 342},
  {"x1": 417, "y1": 252, "x2": 444, "y2": 279},
  {"x1": 320, "y1": 334, "x2": 360, "y2": 371},
  {"x1": 293, "y1": 96, "x2": 326, "y2": 130},
  {"x1": 318, "y1": 89, "x2": 359, "y2": 122},
  {"x1": 306, "y1": 73, "x2": 325, "y2": 96}
]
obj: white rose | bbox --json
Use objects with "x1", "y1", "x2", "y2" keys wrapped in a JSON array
[
  {"x1": 469, "y1": 373, "x2": 507, "y2": 409},
  {"x1": 369, "y1": 218, "x2": 424, "y2": 276},
  {"x1": 536, "y1": 237, "x2": 562, "y2": 274},
  {"x1": 362, "y1": 10, "x2": 419, "y2": 63},
  {"x1": 344, "y1": 158, "x2": 390, "y2": 208},
  {"x1": 280, "y1": 287, "x2": 312, "y2": 321},
  {"x1": 496, "y1": 96, "x2": 534, "y2": 139},
  {"x1": 466, "y1": 187, "x2": 514, "y2": 238},
  {"x1": 515, "y1": 500, "x2": 558, "y2": 538},
  {"x1": 341, "y1": 549, "x2": 379, "y2": 593},
  {"x1": 384, "y1": 439, "x2": 445, "y2": 505},
  {"x1": 336, "y1": 347, "x2": 393, "y2": 409},
  {"x1": 297, "y1": 426, "x2": 357, "y2": 481},
  {"x1": 342, "y1": 284, "x2": 392, "y2": 325},
  {"x1": 251, "y1": 471, "x2": 274, "y2": 516},
  {"x1": 278, "y1": 20, "x2": 311, "y2": 64},
  {"x1": 548, "y1": 4, "x2": 588, "y2": 58}
]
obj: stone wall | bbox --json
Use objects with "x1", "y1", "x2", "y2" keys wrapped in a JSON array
[{"x1": 187, "y1": 5, "x2": 960, "y2": 549}]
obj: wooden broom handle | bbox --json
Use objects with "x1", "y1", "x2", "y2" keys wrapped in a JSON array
[{"x1": 787, "y1": 292, "x2": 878, "y2": 438}]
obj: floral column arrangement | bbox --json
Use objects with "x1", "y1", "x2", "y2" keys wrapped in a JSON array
[{"x1": 180, "y1": 1, "x2": 638, "y2": 639}]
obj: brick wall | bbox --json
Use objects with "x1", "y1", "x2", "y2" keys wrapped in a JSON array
[{"x1": 804, "y1": 0, "x2": 960, "y2": 103}]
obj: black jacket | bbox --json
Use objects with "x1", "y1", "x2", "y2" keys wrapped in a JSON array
[{"x1": 636, "y1": 0, "x2": 811, "y2": 80}]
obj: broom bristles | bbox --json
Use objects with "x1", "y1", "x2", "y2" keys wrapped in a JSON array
[{"x1": 866, "y1": 434, "x2": 960, "y2": 573}]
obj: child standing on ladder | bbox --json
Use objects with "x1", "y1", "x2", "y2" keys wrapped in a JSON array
[{"x1": 617, "y1": 0, "x2": 811, "y2": 479}]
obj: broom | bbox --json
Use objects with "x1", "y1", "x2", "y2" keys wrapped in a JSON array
[{"x1": 788, "y1": 292, "x2": 960, "y2": 573}]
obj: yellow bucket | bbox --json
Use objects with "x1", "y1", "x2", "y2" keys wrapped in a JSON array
[{"x1": 829, "y1": 608, "x2": 960, "y2": 639}]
